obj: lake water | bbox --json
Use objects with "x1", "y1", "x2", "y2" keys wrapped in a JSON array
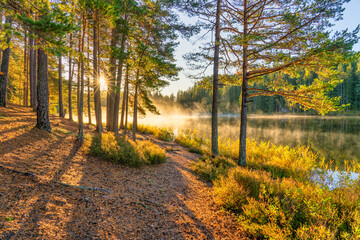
[{"x1": 139, "y1": 114, "x2": 360, "y2": 167}]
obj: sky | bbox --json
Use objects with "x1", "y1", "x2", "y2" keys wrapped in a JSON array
[{"x1": 161, "y1": 0, "x2": 360, "y2": 96}]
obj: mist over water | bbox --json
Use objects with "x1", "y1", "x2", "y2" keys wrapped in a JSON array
[
  {"x1": 65, "y1": 102, "x2": 360, "y2": 167},
  {"x1": 139, "y1": 114, "x2": 360, "y2": 166}
]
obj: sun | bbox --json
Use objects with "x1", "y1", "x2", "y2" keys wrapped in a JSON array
[{"x1": 99, "y1": 76, "x2": 107, "y2": 91}]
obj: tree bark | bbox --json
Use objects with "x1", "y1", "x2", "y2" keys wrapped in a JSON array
[
  {"x1": 58, "y1": 54, "x2": 64, "y2": 117},
  {"x1": 93, "y1": 10, "x2": 102, "y2": 132},
  {"x1": 239, "y1": 0, "x2": 248, "y2": 167},
  {"x1": 120, "y1": 63, "x2": 129, "y2": 129},
  {"x1": 211, "y1": 0, "x2": 221, "y2": 156},
  {"x1": 87, "y1": 30, "x2": 91, "y2": 125},
  {"x1": 29, "y1": 13, "x2": 37, "y2": 110},
  {"x1": 78, "y1": 16, "x2": 86, "y2": 142},
  {"x1": 133, "y1": 82, "x2": 138, "y2": 141},
  {"x1": 124, "y1": 64, "x2": 129, "y2": 136},
  {"x1": 113, "y1": 33, "x2": 127, "y2": 134},
  {"x1": 36, "y1": 46, "x2": 51, "y2": 132},
  {"x1": 0, "y1": 10, "x2": 3, "y2": 62},
  {"x1": 107, "y1": 27, "x2": 118, "y2": 131},
  {"x1": 68, "y1": 33, "x2": 73, "y2": 120},
  {"x1": 23, "y1": 30, "x2": 29, "y2": 106},
  {"x1": 77, "y1": 38, "x2": 81, "y2": 121},
  {"x1": 0, "y1": 16, "x2": 12, "y2": 107}
]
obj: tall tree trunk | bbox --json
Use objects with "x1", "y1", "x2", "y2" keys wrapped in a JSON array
[
  {"x1": 93, "y1": 10, "x2": 102, "y2": 132},
  {"x1": 107, "y1": 27, "x2": 118, "y2": 131},
  {"x1": 124, "y1": 64, "x2": 129, "y2": 136},
  {"x1": 120, "y1": 63, "x2": 129, "y2": 129},
  {"x1": 78, "y1": 16, "x2": 86, "y2": 142},
  {"x1": 0, "y1": 10, "x2": 3, "y2": 63},
  {"x1": 239, "y1": 0, "x2": 248, "y2": 167},
  {"x1": 30, "y1": 39, "x2": 37, "y2": 110},
  {"x1": 87, "y1": 30, "x2": 91, "y2": 124},
  {"x1": 23, "y1": 30, "x2": 29, "y2": 106},
  {"x1": 113, "y1": 33, "x2": 127, "y2": 134},
  {"x1": 211, "y1": 0, "x2": 221, "y2": 156},
  {"x1": 113, "y1": 62, "x2": 121, "y2": 134},
  {"x1": 132, "y1": 82, "x2": 138, "y2": 141},
  {"x1": 29, "y1": 12, "x2": 37, "y2": 110},
  {"x1": 68, "y1": 33, "x2": 73, "y2": 120},
  {"x1": 36, "y1": 46, "x2": 51, "y2": 132},
  {"x1": 58, "y1": 54, "x2": 64, "y2": 117},
  {"x1": 77, "y1": 38, "x2": 81, "y2": 121},
  {"x1": 0, "y1": 16, "x2": 12, "y2": 107}
]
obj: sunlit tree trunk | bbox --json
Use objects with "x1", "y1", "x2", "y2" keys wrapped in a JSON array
[
  {"x1": 36, "y1": 45, "x2": 51, "y2": 132},
  {"x1": 107, "y1": 27, "x2": 118, "y2": 131},
  {"x1": 113, "y1": 33, "x2": 127, "y2": 134},
  {"x1": 132, "y1": 67, "x2": 140, "y2": 141},
  {"x1": 87, "y1": 31, "x2": 91, "y2": 125},
  {"x1": 120, "y1": 63, "x2": 129, "y2": 129},
  {"x1": 0, "y1": 16, "x2": 12, "y2": 107},
  {"x1": 23, "y1": 30, "x2": 29, "y2": 106},
  {"x1": 68, "y1": 33, "x2": 73, "y2": 120},
  {"x1": 211, "y1": 0, "x2": 221, "y2": 156},
  {"x1": 133, "y1": 82, "x2": 138, "y2": 141},
  {"x1": 77, "y1": 38, "x2": 81, "y2": 121},
  {"x1": 93, "y1": 10, "x2": 102, "y2": 132},
  {"x1": 29, "y1": 14, "x2": 37, "y2": 111},
  {"x1": 78, "y1": 16, "x2": 86, "y2": 142},
  {"x1": 124, "y1": 64, "x2": 129, "y2": 136},
  {"x1": 239, "y1": 0, "x2": 248, "y2": 167},
  {"x1": 58, "y1": 54, "x2": 64, "y2": 117}
]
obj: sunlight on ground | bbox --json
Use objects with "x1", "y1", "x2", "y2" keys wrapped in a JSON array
[{"x1": 59, "y1": 160, "x2": 85, "y2": 186}]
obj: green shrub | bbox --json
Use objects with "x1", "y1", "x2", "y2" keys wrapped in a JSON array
[
  {"x1": 135, "y1": 140, "x2": 167, "y2": 165},
  {"x1": 89, "y1": 133, "x2": 166, "y2": 167},
  {"x1": 214, "y1": 167, "x2": 360, "y2": 239},
  {"x1": 175, "y1": 129, "x2": 208, "y2": 154},
  {"x1": 191, "y1": 156, "x2": 235, "y2": 182},
  {"x1": 136, "y1": 124, "x2": 175, "y2": 142},
  {"x1": 213, "y1": 175, "x2": 249, "y2": 212}
]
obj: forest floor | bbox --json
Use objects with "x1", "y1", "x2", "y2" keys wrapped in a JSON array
[{"x1": 0, "y1": 104, "x2": 245, "y2": 240}]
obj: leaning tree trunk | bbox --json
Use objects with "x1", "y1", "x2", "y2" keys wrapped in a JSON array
[
  {"x1": 238, "y1": 0, "x2": 248, "y2": 167},
  {"x1": 211, "y1": 0, "x2": 221, "y2": 156},
  {"x1": 58, "y1": 54, "x2": 64, "y2": 117},
  {"x1": 93, "y1": 11, "x2": 102, "y2": 132},
  {"x1": 0, "y1": 16, "x2": 12, "y2": 107},
  {"x1": 36, "y1": 46, "x2": 51, "y2": 132}
]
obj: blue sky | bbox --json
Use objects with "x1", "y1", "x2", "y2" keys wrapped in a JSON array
[{"x1": 161, "y1": 0, "x2": 360, "y2": 96}]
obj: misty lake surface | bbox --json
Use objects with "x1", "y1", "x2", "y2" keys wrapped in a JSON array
[{"x1": 139, "y1": 114, "x2": 360, "y2": 166}]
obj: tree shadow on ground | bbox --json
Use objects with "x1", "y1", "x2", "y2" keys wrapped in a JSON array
[{"x1": 0, "y1": 106, "x2": 241, "y2": 239}]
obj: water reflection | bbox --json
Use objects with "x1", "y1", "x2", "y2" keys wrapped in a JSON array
[{"x1": 139, "y1": 115, "x2": 360, "y2": 166}]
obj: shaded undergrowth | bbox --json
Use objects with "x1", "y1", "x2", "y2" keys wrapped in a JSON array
[{"x1": 88, "y1": 132, "x2": 167, "y2": 167}]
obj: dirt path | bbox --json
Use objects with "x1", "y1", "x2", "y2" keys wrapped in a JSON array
[{"x1": 0, "y1": 105, "x2": 245, "y2": 239}]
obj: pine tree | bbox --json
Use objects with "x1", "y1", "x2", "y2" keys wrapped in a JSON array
[{"x1": 0, "y1": 16, "x2": 12, "y2": 107}]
